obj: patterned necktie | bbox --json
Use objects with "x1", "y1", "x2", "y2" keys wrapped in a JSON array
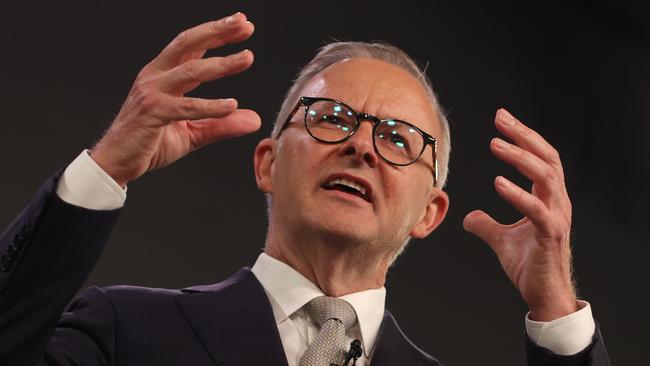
[{"x1": 299, "y1": 296, "x2": 358, "y2": 366}]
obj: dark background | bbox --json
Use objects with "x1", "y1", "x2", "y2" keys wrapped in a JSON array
[{"x1": 1, "y1": 1, "x2": 648, "y2": 364}]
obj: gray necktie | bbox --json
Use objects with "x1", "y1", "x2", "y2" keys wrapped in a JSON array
[{"x1": 299, "y1": 296, "x2": 358, "y2": 366}]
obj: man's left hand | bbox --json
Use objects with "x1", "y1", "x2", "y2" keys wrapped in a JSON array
[{"x1": 463, "y1": 108, "x2": 578, "y2": 322}]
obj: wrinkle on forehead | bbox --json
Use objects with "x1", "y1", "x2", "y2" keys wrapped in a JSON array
[{"x1": 299, "y1": 58, "x2": 439, "y2": 136}]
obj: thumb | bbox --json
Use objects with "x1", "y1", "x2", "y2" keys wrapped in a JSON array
[
  {"x1": 188, "y1": 109, "x2": 262, "y2": 148},
  {"x1": 463, "y1": 210, "x2": 503, "y2": 251}
]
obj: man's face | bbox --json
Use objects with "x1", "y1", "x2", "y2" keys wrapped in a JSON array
[{"x1": 259, "y1": 58, "x2": 448, "y2": 257}]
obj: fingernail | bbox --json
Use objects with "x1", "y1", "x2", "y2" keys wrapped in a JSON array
[
  {"x1": 223, "y1": 98, "x2": 237, "y2": 106},
  {"x1": 235, "y1": 49, "x2": 250, "y2": 59},
  {"x1": 495, "y1": 176, "x2": 508, "y2": 188},
  {"x1": 498, "y1": 109, "x2": 516, "y2": 126},
  {"x1": 493, "y1": 138, "x2": 508, "y2": 149},
  {"x1": 225, "y1": 12, "x2": 241, "y2": 24}
]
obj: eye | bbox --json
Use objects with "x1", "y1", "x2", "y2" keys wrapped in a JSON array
[
  {"x1": 315, "y1": 114, "x2": 353, "y2": 132},
  {"x1": 320, "y1": 114, "x2": 342, "y2": 124},
  {"x1": 376, "y1": 121, "x2": 422, "y2": 159},
  {"x1": 387, "y1": 130, "x2": 408, "y2": 149}
]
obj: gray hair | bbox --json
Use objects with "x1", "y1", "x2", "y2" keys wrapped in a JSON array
[{"x1": 271, "y1": 41, "x2": 451, "y2": 188}]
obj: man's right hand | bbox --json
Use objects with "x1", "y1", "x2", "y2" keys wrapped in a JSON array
[{"x1": 90, "y1": 12, "x2": 260, "y2": 187}]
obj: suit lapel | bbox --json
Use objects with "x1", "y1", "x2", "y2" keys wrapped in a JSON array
[
  {"x1": 370, "y1": 311, "x2": 441, "y2": 366},
  {"x1": 174, "y1": 268, "x2": 288, "y2": 366}
]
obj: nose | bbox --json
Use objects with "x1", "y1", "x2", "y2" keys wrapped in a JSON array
[{"x1": 337, "y1": 119, "x2": 379, "y2": 168}]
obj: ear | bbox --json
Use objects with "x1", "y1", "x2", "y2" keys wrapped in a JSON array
[
  {"x1": 254, "y1": 138, "x2": 276, "y2": 194},
  {"x1": 409, "y1": 188, "x2": 449, "y2": 239}
]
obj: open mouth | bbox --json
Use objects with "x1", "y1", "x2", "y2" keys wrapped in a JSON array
[{"x1": 322, "y1": 177, "x2": 372, "y2": 203}]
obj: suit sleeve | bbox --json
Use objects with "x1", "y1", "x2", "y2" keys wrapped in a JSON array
[
  {"x1": 0, "y1": 172, "x2": 122, "y2": 365},
  {"x1": 526, "y1": 322, "x2": 610, "y2": 366}
]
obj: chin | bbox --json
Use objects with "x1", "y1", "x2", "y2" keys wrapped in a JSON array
[{"x1": 303, "y1": 212, "x2": 376, "y2": 246}]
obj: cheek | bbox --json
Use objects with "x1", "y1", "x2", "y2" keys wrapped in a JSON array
[
  {"x1": 379, "y1": 171, "x2": 414, "y2": 228},
  {"x1": 377, "y1": 165, "x2": 403, "y2": 201},
  {"x1": 291, "y1": 137, "x2": 320, "y2": 173},
  {"x1": 275, "y1": 134, "x2": 324, "y2": 190},
  {"x1": 382, "y1": 171, "x2": 431, "y2": 224},
  {"x1": 379, "y1": 165, "x2": 423, "y2": 203}
]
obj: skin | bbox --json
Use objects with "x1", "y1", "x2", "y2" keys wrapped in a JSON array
[
  {"x1": 464, "y1": 109, "x2": 578, "y2": 321},
  {"x1": 91, "y1": 12, "x2": 261, "y2": 188},
  {"x1": 254, "y1": 58, "x2": 449, "y2": 296},
  {"x1": 91, "y1": 12, "x2": 577, "y2": 322}
]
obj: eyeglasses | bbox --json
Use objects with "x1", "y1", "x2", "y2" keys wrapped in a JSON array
[{"x1": 279, "y1": 96, "x2": 439, "y2": 186}]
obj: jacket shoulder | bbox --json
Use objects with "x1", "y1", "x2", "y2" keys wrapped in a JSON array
[{"x1": 372, "y1": 311, "x2": 442, "y2": 366}]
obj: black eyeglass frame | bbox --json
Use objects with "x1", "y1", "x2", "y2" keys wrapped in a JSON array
[{"x1": 278, "y1": 96, "x2": 439, "y2": 186}]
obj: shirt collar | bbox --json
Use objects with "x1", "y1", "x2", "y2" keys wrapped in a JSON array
[{"x1": 251, "y1": 252, "x2": 386, "y2": 354}]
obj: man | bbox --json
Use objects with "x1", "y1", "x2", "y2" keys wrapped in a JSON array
[{"x1": 0, "y1": 12, "x2": 609, "y2": 365}]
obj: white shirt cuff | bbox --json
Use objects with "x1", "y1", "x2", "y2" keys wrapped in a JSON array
[
  {"x1": 55, "y1": 149, "x2": 127, "y2": 210},
  {"x1": 525, "y1": 300, "x2": 595, "y2": 356}
]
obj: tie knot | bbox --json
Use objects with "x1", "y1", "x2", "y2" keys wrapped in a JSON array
[{"x1": 304, "y1": 296, "x2": 357, "y2": 328}]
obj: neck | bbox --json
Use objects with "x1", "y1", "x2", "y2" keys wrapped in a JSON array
[{"x1": 264, "y1": 223, "x2": 394, "y2": 297}]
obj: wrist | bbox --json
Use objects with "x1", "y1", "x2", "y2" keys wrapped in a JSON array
[
  {"x1": 529, "y1": 297, "x2": 579, "y2": 322},
  {"x1": 89, "y1": 146, "x2": 130, "y2": 188}
]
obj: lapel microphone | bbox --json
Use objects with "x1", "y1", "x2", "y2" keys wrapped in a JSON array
[{"x1": 342, "y1": 339, "x2": 363, "y2": 366}]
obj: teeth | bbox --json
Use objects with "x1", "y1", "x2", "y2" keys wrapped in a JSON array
[{"x1": 327, "y1": 178, "x2": 366, "y2": 196}]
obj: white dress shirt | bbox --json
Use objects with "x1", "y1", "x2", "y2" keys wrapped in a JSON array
[
  {"x1": 251, "y1": 253, "x2": 384, "y2": 365},
  {"x1": 55, "y1": 150, "x2": 597, "y2": 359}
]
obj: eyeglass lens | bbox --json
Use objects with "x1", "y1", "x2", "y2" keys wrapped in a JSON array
[{"x1": 305, "y1": 100, "x2": 425, "y2": 165}]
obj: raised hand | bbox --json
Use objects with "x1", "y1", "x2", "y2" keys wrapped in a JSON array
[
  {"x1": 90, "y1": 12, "x2": 260, "y2": 187},
  {"x1": 463, "y1": 109, "x2": 577, "y2": 321}
]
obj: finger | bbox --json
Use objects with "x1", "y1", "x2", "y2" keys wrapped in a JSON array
[
  {"x1": 153, "y1": 96, "x2": 239, "y2": 122},
  {"x1": 153, "y1": 12, "x2": 254, "y2": 71},
  {"x1": 494, "y1": 109, "x2": 565, "y2": 180},
  {"x1": 494, "y1": 176, "x2": 555, "y2": 234},
  {"x1": 158, "y1": 50, "x2": 254, "y2": 94},
  {"x1": 490, "y1": 137, "x2": 564, "y2": 205},
  {"x1": 186, "y1": 109, "x2": 262, "y2": 149},
  {"x1": 463, "y1": 209, "x2": 505, "y2": 248}
]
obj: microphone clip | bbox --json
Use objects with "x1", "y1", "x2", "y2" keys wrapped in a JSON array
[{"x1": 342, "y1": 339, "x2": 363, "y2": 366}]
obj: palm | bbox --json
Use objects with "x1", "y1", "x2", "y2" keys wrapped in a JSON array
[
  {"x1": 493, "y1": 218, "x2": 565, "y2": 308},
  {"x1": 90, "y1": 14, "x2": 260, "y2": 187},
  {"x1": 464, "y1": 109, "x2": 577, "y2": 321},
  {"x1": 149, "y1": 122, "x2": 194, "y2": 170}
]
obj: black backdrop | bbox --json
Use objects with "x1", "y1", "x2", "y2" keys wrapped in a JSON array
[{"x1": 1, "y1": 1, "x2": 648, "y2": 364}]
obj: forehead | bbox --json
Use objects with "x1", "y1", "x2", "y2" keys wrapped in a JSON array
[{"x1": 300, "y1": 58, "x2": 440, "y2": 136}]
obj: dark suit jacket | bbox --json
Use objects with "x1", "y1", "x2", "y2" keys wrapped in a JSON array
[{"x1": 0, "y1": 173, "x2": 610, "y2": 365}]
